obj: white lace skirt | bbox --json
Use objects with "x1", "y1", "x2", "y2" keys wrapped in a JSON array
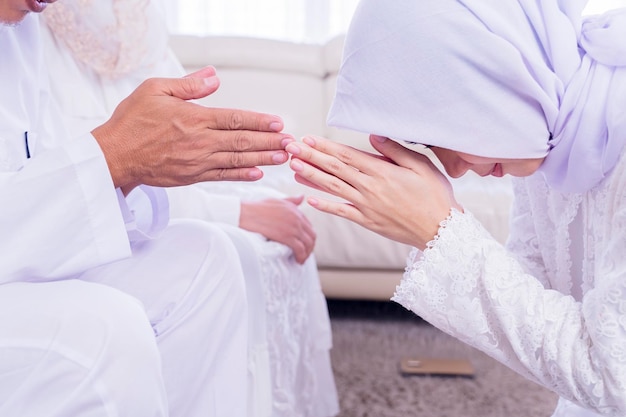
[{"x1": 219, "y1": 225, "x2": 339, "y2": 417}]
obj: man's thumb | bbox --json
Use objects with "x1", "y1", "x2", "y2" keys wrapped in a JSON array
[
  {"x1": 166, "y1": 74, "x2": 220, "y2": 101},
  {"x1": 185, "y1": 66, "x2": 217, "y2": 79}
]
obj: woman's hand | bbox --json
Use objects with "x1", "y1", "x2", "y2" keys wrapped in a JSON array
[
  {"x1": 285, "y1": 135, "x2": 461, "y2": 250},
  {"x1": 239, "y1": 196, "x2": 316, "y2": 264}
]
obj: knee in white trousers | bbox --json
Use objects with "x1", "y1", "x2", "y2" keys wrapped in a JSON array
[
  {"x1": 79, "y1": 220, "x2": 250, "y2": 417},
  {"x1": 1, "y1": 220, "x2": 249, "y2": 417},
  {"x1": 0, "y1": 279, "x2": 167, "y2": 417}
]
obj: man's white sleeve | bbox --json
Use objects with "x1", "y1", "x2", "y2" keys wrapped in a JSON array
[{"x1": 1, "y1": 133, "x2": 131, "y2": 283}]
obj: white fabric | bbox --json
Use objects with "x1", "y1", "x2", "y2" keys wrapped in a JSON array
[
  {"x1": 167, "y1": 186, "x2": 241, "y2": 226},
  {"x1": 328, "y1": 0, "x2": 626, "y2": 193},
  {"x1": 1, "y1": 15, "x2": 248, "y2": 417},
  {"x1": 0, "y1": 280, "x2": 168, "y2": 417},
  {"x1": 217, "y1": 225, "x2": 272, "y2": 417},
  {"x1": 0, "y1": 17, "x2": 130, "y2": 282},
  {"x1": 393, "y1": 150, "x2": 626, "y2": 416},
  {"x1": 77, "y1": 219, "x2": 249, "y2": 417},
  {"x1": 41, "y1": 2, "x2": 339, "y2": 416},
  {"x1": 169, "y1": 182, "x2": 338, "y2": 417}
]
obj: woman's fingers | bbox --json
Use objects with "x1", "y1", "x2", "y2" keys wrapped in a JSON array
[
  {"x1": 287, "y1": 144, "x2": 364, "y2": 203},
  {"x1": 287, "y1": 134, "x2": 433, "y2": 183},
  {"x1": 306, "y1": 197, "x2": 368, "y2": 230},
  {"x1": 368, "y1": 134, "x2": 433, "y2": 171},
  {"x1": 286, "y1": 135, "x2": 414, "y2": 207},
  {"x1": 294, "y1": 135, "x2": 390, "y2": 174}
]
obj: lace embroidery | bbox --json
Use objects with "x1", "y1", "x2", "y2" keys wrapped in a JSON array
[
  {"x1": 42, "y1": 0, "x2": 168, "y2": 78},
  {"x1": 257, "y1": 240, "x2": 325, "y2": 417}
]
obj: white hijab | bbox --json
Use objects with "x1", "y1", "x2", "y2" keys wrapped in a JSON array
[{"x1": 328, "y1": 0, "x2": 626, "y2": 193}]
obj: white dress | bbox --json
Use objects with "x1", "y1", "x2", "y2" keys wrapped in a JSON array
[
  {"x1": 40, "y1": 2, "x2": 338, "y2": 416},
  {"x1": 393, "y1": 151, "x2": 626, "y2": 416}
]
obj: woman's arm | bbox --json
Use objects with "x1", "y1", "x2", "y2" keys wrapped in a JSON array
[
  {"x1": 393, "y1": 207, "x2": 626, "y2": 415},
  {"x1": 286, "y1": 134, "x2": 626, "y2": 414}
]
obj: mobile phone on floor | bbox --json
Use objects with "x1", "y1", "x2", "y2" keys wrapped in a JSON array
[{"x1": 399, "y1": 357, "x2": 475, "y2": 378}]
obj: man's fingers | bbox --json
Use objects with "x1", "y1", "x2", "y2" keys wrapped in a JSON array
[
  {"x1": 189, "y1": 147, "x2": 285, "y2": 180},
  {"x1": 195, "y1": 129, "x2": 293, "y2": 154},
  {"x1": 197, "y1": 107, "x2": 285, "y2": 132},
  {"x1": 196, "y1": 167, "x2": 267, "y2": 182},
  {"x1": 209, "y1": 149, "x2": 289, "y2": 169}
]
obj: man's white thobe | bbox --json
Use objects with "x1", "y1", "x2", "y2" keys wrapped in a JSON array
[{"x1": 0, "y1": 15, "x2": 248, "y2": 417}]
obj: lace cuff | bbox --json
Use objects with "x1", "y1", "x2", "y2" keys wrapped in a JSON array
[
  {"x1": 392, "y1": 208, "x2": 500, "y2": 333},
  {"x1": 124, "y1": 185, "x2": 170, "y2": 242}
]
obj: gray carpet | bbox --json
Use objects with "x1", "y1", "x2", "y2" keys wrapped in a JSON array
[{"x1": 327, "y1": 300, "x2": 559, "y2": 417}]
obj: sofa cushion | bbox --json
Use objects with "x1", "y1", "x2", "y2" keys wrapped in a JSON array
[{"x1": 170, "y1": 35, "x2": 327, "y2": 76}]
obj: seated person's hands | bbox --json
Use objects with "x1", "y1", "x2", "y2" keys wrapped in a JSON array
[
  {"x1": 92, "y1": 66, "x2": 292, "y2": 193},
  {"x1": 286, "y1": 135, "x2": 461, "y2": 251},
  {"x1": 239, "y1": 196, "x2": 316, "y2": 264}
]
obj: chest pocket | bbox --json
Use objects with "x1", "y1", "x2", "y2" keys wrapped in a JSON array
[{"x1": 0, "y1": 131, "x2": 28, "y2": 172}]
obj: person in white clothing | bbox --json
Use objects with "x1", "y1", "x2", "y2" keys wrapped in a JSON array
[
  {"x1": 0, "y1": 0, "x2": 295, "y2": 416},
  {"x1": 285, "y1": 0, "x2": 626, "y2": 416},
  {"x1": 38, "y1": 1, "x2": 338, "y2": 416}
]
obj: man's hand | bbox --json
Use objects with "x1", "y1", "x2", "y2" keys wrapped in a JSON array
[
  {"x1": 92, "y1": 66, "x2": 292, "y2": 192},
  {"x1": 239, "y1": 196, "x2": 316, "y2": 264}
]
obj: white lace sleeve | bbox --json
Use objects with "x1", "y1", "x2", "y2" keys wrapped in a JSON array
[
  {"x1": 505, "y1": 178, "x2": 551, "y2": 288},
  {"x1": 392, "y1": 209, "x2": 626, "y2": 415}
]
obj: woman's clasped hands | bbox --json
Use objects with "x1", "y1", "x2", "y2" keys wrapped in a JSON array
[{"x1": 285, "y1": 135, "x2": 462, "y2": 251}]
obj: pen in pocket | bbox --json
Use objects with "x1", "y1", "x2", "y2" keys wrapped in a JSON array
[{"x1": 24, "y1": 131, "x2": 30, "y2": 159}]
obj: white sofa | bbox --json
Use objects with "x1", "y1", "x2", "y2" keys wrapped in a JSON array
[{"x1": 169, "y1": 34, "x2": 514, "y2": 300}]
